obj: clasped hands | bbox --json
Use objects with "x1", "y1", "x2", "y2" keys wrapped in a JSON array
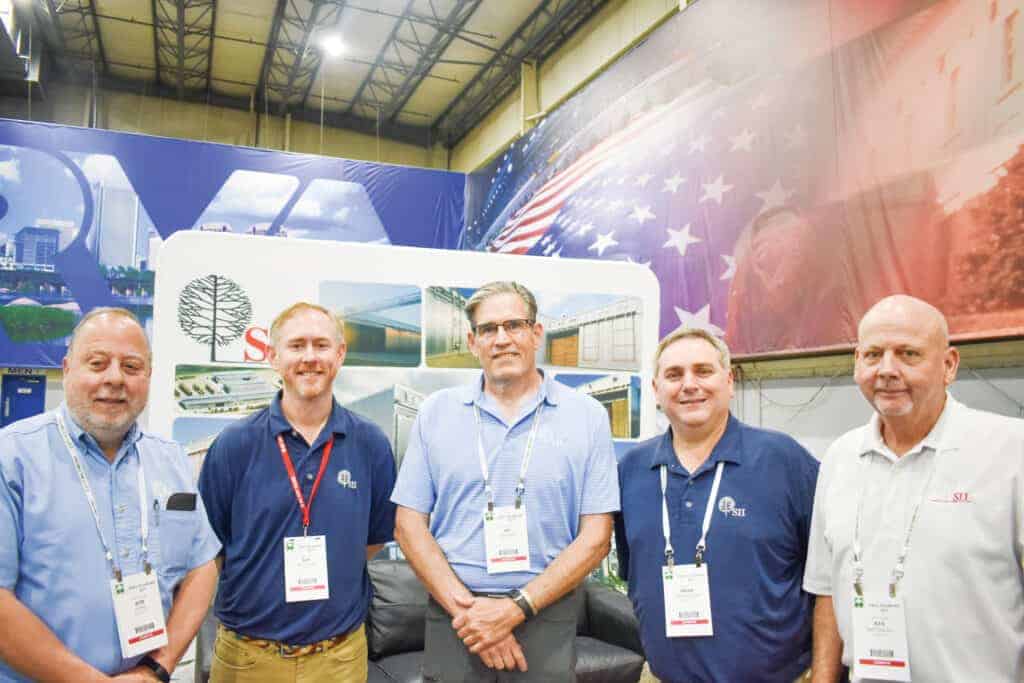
[{"x1": 451, "y1": 594, "x2": 528, "y2": 672}]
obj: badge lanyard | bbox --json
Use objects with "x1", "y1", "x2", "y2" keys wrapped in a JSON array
[
  {"x1": 276, "y1": 434, "x2": 334, "y2": 535},
  {"x1": 473, "y1": 402, "x2": 544, "y2": 511},
  {"x1": 660, "y1": 461, "x2": 725, "y2": 567},
  {"x1": 56, "y1": 413, "x2": 151, "y2": 581},
  {"x1": 852, "y1": 453, "x2": 938, "y2": 597}
]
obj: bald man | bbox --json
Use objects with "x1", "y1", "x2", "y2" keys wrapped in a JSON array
[{"x1": 804, "y1": 295, "x2": 1024, "y2": 683}]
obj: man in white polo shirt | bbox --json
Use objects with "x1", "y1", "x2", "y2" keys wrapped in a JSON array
[{"x1": 804, "y1": 295, "x2": 1024, "y2": 682}]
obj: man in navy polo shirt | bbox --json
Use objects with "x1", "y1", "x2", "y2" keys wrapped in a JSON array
[
  {"x1": 198, "y1": 302, "x2": 397, "y2": 683},
  {"x1": 615, "y1": 327, "x2": 818, "y2": 683}
]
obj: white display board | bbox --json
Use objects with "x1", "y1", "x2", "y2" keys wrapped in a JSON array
[{"x1": 150, "y1": 231, "x2": 661, "y2": 465}]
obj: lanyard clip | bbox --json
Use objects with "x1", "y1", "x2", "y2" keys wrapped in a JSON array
[
  {"x1": 114, "y1": 568, "x2": 123, "y2": 583},
  {"x1": 694, "y1": 544, "x2": 705, "y2": 568},
  {"x1": 664, "y1": 548, "x2": 675, "y2": 568}
]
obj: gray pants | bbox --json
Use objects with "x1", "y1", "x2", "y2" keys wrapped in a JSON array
[{"x1": 423, "y1": 588, "x2": 581, "y2": 683}]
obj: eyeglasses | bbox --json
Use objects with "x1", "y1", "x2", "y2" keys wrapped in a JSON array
[{"x1": 472, "y1": 318, "x2": 535, "y2": 340}]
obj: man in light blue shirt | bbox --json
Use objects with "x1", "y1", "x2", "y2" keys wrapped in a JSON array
[
  {"x1": 0, "y1": 308, "x2": 220, "y2": 682},
  {"x1": 393, "y1": 281, "x2": 619, "y2": 681}
]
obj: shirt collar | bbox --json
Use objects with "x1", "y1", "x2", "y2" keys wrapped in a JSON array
[
  {"x1": 859, "y1": 392, "x2": 960, "y2": 459},
  {"x1": 58, "y1": 402, "x2": 142, "y2": 462},
  {"x1": 269, "y1": 391, "x2": 350, "y2": 439},
  {"x1": 459, "y1": 370, "x2": 560, "y2": 408},
  {"x1": 648, "y1": 414, "x2": 745, "y2": 470}
]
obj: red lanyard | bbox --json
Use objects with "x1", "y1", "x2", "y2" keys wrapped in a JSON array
[{"x1": 276, "y1": 433, "x2": 334, "y2": 533}]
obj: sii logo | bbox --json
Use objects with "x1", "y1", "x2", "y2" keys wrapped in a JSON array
[{"x1": 718, "y1": 496, "x2": 746, "y2": 517}]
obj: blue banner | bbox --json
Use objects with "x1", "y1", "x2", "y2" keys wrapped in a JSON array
[{"x1": 0, "y1": 119, "x2": 465, "y2": 367}]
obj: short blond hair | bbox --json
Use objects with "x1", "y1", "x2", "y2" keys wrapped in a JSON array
[
  {"x1": 464, "y1": 281, "x2": 538, "y2": 326},
  {"x1": 653, "y1": 327, "x2": 731, "y2": 374},
  {"x1": 269, "y1": 302, "x2": 345, "y2": 347}
]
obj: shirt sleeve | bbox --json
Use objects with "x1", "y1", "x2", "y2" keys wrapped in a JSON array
[
  {"x1": 197, "y1": 430, "x2": 236, "y2": 552},
  {"x1": 188, "y1": 481, "x2": 223, "y2": 570},
  {"x1": 803, "y1": 440, "x2": 837, "y2": 596},
  {"x1": 580, "y1": 400, "x2": 620, "y2": 515},
  {"x1": 366, "y1": 432, "x2": 397, "y2": 546},
  {"x1": 792, "y1": 443, "x2": 821, "y2": 569},
  {"x1": 0, "y1": 454, "x2": 22, "y2": 591},
  {"x1": 389, "y1": 404, "x2": 437, "y2": 515}
]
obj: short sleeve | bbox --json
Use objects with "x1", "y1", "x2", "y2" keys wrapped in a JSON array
[
  {"x1": 580, "y1": 401, "x2": 620, "y2": 515},
  {"x1": 197, "y1": 430, "x2": 237, "y2": 551},
  {"x1": 0, "y1": 457, "x2": 22, "y2": 590},
  {"x1": 188, "y1": 483, "x2": 223, "y2": 569},
  {"x1": 389, "y1": 405, "x2": 437, "y2": 514},
  {"x1": 366, "y1": 432, "x2": 397, "y2": 545},
  {"x1": 803, "y1": 441, "x2": 837, "y2": 596}
]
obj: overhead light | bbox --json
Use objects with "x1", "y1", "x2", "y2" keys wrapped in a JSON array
[{"x1": 320, "y1": 34, "x2": 344, "y2": 58}]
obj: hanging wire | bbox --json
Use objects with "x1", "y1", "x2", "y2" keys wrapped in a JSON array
[
  {"x1": 963, "y1": 365, "x2": 1024, "y2": 416},
  {"x1": 755, "y1": 369, "x2": 847, "y2": 425}
]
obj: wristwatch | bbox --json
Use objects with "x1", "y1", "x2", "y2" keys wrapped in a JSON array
[
  {"x1": 509, "y1": 588, "x2": 537, "y2": 620},
  {"x1": 138, "y1": 655, "x2": 171, "y2": 683}
]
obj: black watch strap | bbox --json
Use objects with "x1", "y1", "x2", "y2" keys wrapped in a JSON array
[
  {"x1": 510, "y1": 589, "x2": 536, "y2": 620},
  {"x1": 138, "y1": 655, "x2": 171, "y2": 683}
]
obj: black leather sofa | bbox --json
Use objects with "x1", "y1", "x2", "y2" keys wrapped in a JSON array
[
  {"x1": 366, "y1": 560, "x2": 645, "y2": 683},
  {"x1": 198, "y1": 559, "x2": 645, "y2": 682}
]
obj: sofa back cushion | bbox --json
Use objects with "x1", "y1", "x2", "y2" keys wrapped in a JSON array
[{"x1": 367, "y1": 560, "x2": 429, "y2": 660}]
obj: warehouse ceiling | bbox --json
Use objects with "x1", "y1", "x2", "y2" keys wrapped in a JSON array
[{"x1": 13, "y1": 0, "x2": 610, "y2": 148}]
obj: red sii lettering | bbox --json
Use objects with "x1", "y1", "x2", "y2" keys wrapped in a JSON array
[{"x1": 244, "y1": 326, "x2": 270, "y2": 362}]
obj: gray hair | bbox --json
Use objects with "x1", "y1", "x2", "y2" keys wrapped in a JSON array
[
  {"x1": 66, "y1": 307, "x2": 150, "y2": 359},
  {"x1": 654, "y1": 327, "x2": 731, "y2": 373},
  {"x1": 464, "y1": 281, "x2": 538, "y2": 326}
]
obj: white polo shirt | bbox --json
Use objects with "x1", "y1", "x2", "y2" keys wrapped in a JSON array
[{"x1": 804, "y1": 396, "x2": 1024, "y2": 682}]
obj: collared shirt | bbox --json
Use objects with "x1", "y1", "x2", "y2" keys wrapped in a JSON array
[
  {"x1": 804, "y1": 396, "x2": 1024, "y2": 682},
  {"x1": 391, "y1": 371, "x2": 619, "y2": 593},
  {"x1": 615, "y1": 415, "x2": 819, "y2": 683},
  {"x1": 0, "y1": 404, "x2": 221, "y2": 681},
  {"x1": 198, "y1": 394, "x2": 396, "y2": 645}
]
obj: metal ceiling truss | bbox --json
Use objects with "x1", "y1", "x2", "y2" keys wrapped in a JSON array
[
  {"x1": 51, "y1": 0, "x2": 107, "y2": 76},
  {"x1": 433, "y1": 0, "x2": 609, "y2": 148},
  {"x1": 345, "y1": 0, "x2": 481, "y2": 126},
  {"x1": 258, "y1": 0, "x2": 347, "y2": 116},
  {"x1": 152, "y1": 0, "x2": 218, "y2": 97}
]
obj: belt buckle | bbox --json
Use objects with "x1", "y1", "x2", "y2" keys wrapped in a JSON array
[{"x1": 278, "y1": 643, "x2": 300, "y2": 658}]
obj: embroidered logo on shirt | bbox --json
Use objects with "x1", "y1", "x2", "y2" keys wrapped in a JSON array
[
  {"x1": 718, "y1": 496, "x2": 746, "y2": 517},
  {"x1": 929, "y1": 491, "x2": 971, "y2": 503},
  {"x1": 337, "y1": 469, "x2": 358, "y2": 490}
]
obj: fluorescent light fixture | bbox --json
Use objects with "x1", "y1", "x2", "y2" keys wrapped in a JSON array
[{"x1": 320, "y1": 34, "x2": 344, "y2": 58}]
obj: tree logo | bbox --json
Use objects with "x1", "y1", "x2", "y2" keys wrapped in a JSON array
[{"x1": 177, "y1": 274, "x2": 253, "y2": 362}]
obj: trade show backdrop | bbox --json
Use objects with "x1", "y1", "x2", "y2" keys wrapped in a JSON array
[
  {"x1": 0, "y1": 120, "x2": 464, "y2": 367},
  {"x1": 463, "y1": 0, "x2": 1024, "y2": 356}
]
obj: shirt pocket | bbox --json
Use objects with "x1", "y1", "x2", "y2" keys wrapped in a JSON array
[{"x1": 155, "y1": 508, "x2": 199, "y2": 582}]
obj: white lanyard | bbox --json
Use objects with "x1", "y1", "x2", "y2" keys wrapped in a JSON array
[
  {"x1": 55, "y1": 413, "x2": 151, "y2": 581},
  {"x1": 852, "y1": 451, "x2": 938, "y2": 598},
  {"x1": 660, "y1": 461, "x2": 724, "y2": 567},
  {"x1": 473, "y1": 402, "x2": 545, "y2": 511}
]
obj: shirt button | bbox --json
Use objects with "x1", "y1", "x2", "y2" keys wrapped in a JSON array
[
  {"x1": 120, "y1": 549, "x2": 130, "y2": 558},
  {"x1": 117, "y1": 504, "x2": 127, "y2": 513},
  {"x1": 292, "y1": 431, "x2": 298, "y2": 438},
  {"x1": 685, "y1": 501, "x2": 694, "y2": 508},
  {"x1": 687, "y1": 481, "x2": 693, "y2": 487},
  {"x1": 306, "y1": 473, "x2": 314, "y2": 481}
]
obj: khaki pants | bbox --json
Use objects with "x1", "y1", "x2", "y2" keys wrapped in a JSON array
[{"x1": 209, "y1": 624, "x2": 368, "y2": 683}]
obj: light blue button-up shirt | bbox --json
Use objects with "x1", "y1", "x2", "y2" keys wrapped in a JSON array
[
  {"x1": 391, "y1": 372, "x2": 619, "y2": 593},
  {"x1": 0, "y1": 404, "x2": 221, "y2": 681}
]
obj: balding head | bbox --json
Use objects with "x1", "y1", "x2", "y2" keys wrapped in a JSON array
[
  {"x1": 858, "y1": 295, "x2": 949, "y2": 350},
  {"x1": 854, "y1": 295, "x2": 959, "y2": 450}
]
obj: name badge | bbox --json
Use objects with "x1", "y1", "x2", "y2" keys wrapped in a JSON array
[
  {"x1": 483, "y1": 506, "x2": 530, "y2": 574},
  {"x1": 110, "y1": 572, "x2": 169, "y2": 658},
  {"x1": 852, "y1": 594, "x2": 911, "y2": 681},
  {"x1": 662, "y1": 564, "x2": 713, "y2": 637},
  {"x1": 283, "y1": 535, "x2": 330, "y2": 602}
]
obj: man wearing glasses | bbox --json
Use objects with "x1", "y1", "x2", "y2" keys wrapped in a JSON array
[{"x1": 392, "y1": 281, "x2": 619, "y2": 681}]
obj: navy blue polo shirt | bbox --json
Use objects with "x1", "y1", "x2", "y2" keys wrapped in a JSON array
[
  {"x1": 615, "y1": 415, "x2": 818, "y2": 683},
  {"x1": 198, "y1": 395, "x2": 397, "y2": 644}
]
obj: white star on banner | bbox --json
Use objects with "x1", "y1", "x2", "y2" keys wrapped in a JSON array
[
  {"x1": 700, "y1": 175, "x2": 734, "y2": 205},
  {"x1": 629, "y1": 205, "x2": 656, "y2": 224},
  {"x1": 589, "y1": 231, "x2": 618, "y2": 256},
  {"x1": 785, "y1": 124, "x2": 808, "y2": 148},
  {"x1": 720, "y1": 254, "x2": 736, "y2": 280},
  {"x1": 729, "y1": 129, "x2": 755, "y2": 152},
  {"x1": 577, "y1": 221, "x2": 595, "y2": 237},
  {"x1": 634, "y1": 173, "x2": 654, "y2": 188},
  {"x1": 755, "y1": 179, "x2": 795, "y2": 211},
  {"x1": 689, "y1": 134, "x2": 710, "y2": 154},
  {"x1": 662, "y1": 172, "x2": 686, "y2": 193},
  {"x1": 673, "y1": 304, "x2": 724, "y2": 335},
  {"x1": 663, "y1": 224, "x2": 702, "y2": 257}
]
